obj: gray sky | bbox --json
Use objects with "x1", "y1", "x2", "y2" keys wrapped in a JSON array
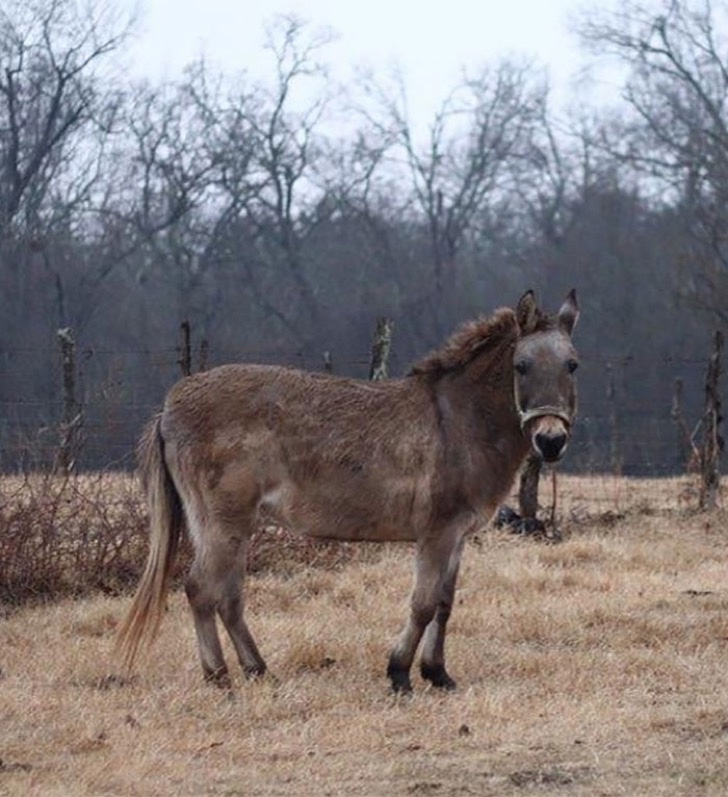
[{"x1": 125, "y1": 0, "x2": 618, "y2": 120}]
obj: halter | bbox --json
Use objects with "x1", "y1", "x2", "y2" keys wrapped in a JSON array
[
  {"x1": 513, "y1": 373, "x2": 572, "y2": 431},
  {"x1": 517, "y1": 405, "x2": 572, "y2": 430}
]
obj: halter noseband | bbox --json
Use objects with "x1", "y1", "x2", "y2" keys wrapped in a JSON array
[{"x1": 517, "y1": 405, "x2": 572, "y2": 430}]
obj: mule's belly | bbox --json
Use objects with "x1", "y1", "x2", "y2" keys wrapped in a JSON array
[
  {"x1": 259, "y1": 477, "x2": 426, "y2": 543},
  {"x1": 303, "y1": 518, "x2": 418, "y2": 543}
]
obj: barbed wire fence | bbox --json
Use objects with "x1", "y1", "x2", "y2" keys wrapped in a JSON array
[{"x1": 0, "y1": 320, "x2": 723, "y2": 497}]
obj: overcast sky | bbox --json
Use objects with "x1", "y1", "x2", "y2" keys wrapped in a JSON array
[{"x1": 125, "y1": 0, "x2": 624, "y2": 122}]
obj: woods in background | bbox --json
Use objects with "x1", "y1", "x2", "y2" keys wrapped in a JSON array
[{"x1": 0, "y1": 0, "x2": 725, "y2": 474}]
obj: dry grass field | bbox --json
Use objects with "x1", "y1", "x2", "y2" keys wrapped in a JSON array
[{"x1": 2, "y1": 474, "x2": 728, "y2": 796}]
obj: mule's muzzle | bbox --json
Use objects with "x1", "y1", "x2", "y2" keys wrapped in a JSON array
[
  {"x1": 534, "y1": 430, "x2": 568, "y2": 463},
  {"x1": 523, "y1": 411, "x2": 571, "y2": 463}
]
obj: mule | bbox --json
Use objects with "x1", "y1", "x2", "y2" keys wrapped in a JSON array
[{"x1": 116, "y1": 290, "x2": 579, "y2": 693}]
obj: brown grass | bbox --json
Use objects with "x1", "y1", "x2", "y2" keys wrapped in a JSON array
[{"x1": 2, "y1": 474, "x2": 728, "y2": 795}]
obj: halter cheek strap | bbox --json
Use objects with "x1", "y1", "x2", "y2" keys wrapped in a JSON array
[{"x1": 513, "y1": 375, "x2": 572, "y2": 430}]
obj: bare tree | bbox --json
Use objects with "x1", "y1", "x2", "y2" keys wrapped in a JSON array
[
  {"x1": 0, "y1": 0, "x2": 134, "y2": 343},
  {"x1": 233, "y1": 16, "x2": 337, "y2": 343},
  {"x1": 577, "y1": 0, "x2": 728, "y2": 321},
  {"x1": 0, "y1": 0, "x2": 132, "y2": 237},
  {"x1": 358, "y1": 60, "x2": 548, "y2": 338}
]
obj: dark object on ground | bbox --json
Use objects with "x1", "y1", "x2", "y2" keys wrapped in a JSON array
[{"x1": 495, "y1": 505, "x2": 559, "y2": 540}]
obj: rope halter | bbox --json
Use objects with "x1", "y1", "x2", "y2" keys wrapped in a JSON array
[
  {"x1": 517, "y1": 405, "x2": 572, "y2": 430},
  {"x1": 513, "y1": 370, "x2": 572, "y2": 431}
]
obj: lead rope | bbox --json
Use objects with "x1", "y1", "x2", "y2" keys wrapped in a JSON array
[
  {"x1": 513, "y1": 371, "x2": 568, "y2": 542},
  {"x1": 550, "y1": 466, "x2": 558, "y2": 527}
]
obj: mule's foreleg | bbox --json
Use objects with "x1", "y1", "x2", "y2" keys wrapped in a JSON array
[
  {"x1": 387, "y1": 533, "x2": 462, "y2": 694},
  {"x1": 419, "y1": 536, "x2": 465, "y2": 690}
]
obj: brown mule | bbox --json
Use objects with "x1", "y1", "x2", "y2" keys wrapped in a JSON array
[{"x1": 116, "y1": 290, "x2": 579, "y2": 692}]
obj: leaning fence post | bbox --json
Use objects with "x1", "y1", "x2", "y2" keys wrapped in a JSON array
[
  {"x1": 56, "y1": 327, "x2": 82, "y2": 473},
  {"x1": 369, "y1": 318, "x2": 393, "y2": 381},
  {"x1": 699, "y1": 330, "x2": 724, "y2": 509},
  {"x1": 671, "y1": 377, "x2": 700, "y2": 472}
]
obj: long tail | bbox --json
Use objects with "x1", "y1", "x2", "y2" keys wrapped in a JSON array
[{"x1": 115, "y1": 413, "x2": 184, "y2": 672}]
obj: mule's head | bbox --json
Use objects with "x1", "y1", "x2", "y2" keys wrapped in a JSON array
[{"x1": 513, "y1": 290, "x2": 579, "y2": 463}]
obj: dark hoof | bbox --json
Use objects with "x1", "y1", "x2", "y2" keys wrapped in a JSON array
[
  {"x1": 420, "y1": 662, "x2": 457, "y2": 691},
  {"x1": 244, "y1": 664, "x2": 267, "y2": 681},
  {"x1": 387, "y1": 661, "x2": 413, "y2": 695},
  {"x1": 204, "y1": 666, "x2": 231, "y2": 689}
]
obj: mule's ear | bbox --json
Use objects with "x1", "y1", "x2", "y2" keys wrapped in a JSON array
[
  {"x1": 558, "y1": 289, "x2": 579, "y2": 336},
  {"x1": 516, "y1": 290, "x2": 539, "y2": 334}
]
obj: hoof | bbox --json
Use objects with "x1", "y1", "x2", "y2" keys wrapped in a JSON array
[
  {"x1": 387, "y1": 661, "x2": 413, "y2": 695},
  {"x1": 420, "y1": 662, "x2": 457, "y2": 691},
  {"x1": 244, "y1": 664, "x2": 267, "y2": 681},
  {"x1": 204, "y1": 666, "x2": 232, "y2": 689}
]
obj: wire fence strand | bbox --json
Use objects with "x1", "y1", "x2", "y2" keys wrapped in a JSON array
[{"x1": 0, "y1": 341, "x2": 719, "y2": 476}]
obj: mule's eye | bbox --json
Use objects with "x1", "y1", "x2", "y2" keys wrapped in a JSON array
[
  {"x1": 567, "y1": 359, "x2": 579, "y2": 374},
  {"x1": 515, "y1": 360, "x2": 529, "y2": 375}
]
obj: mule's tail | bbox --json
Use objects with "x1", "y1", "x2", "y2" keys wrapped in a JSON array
[{"x1": 115, "y1": 413, "x2": 184, "y2": 673}]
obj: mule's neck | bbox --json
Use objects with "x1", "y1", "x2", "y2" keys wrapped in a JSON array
[{"x1": 430, "y1": 341, "x2": 532, "y2": 508}]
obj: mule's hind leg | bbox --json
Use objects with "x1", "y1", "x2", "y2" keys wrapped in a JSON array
[
  {"x1": 216, "y1": 536, "x2": 266, "y2": 679},
  {"x1": 387, "y1": 531, "x2": 465, "y2": 694},
  {"x1": 186, "y1": 529, "x2": 267, "y2": 686},
  {"x1": 419, "y1": 536, "x2": 465, "y2": 690},
  {"x1": 185, "y1": 557, "x2": 230, "y2": 687}
]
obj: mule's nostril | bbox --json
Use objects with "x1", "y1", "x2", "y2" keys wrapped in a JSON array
[{"x1": 534, "y1": 432, "x2": 568, "y2": 462}]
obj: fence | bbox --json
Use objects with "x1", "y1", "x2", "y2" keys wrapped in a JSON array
[{"x1": 0, "y1": 322, "x2": 722, "y2": 480}]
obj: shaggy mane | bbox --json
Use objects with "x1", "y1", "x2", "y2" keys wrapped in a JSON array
[
  {"x1": 411, "y1": 305, "x2": 562, "y2": 377},
  {"x1": 411, "y1": 307, "x2": 520, "y2": 377}
]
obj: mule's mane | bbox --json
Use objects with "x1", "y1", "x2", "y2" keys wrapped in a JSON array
[
  {"x1": 411, "y1": 308, "x2": 519, "y2": 377},
  {"x1": 410, "y1": 305, "x2": 562, "y2": 378}
]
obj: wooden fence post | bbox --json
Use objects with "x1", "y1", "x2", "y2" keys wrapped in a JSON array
[
  {"x1": 56, "y1": 327, "x2": 82, "y2": 473},
  {"x1": 607, "y1": 362, "x2": 622, "y2": 476},
  {"x1": 369, "y1": 318, "x2": 393, "y2": 381},
  {"x1": 178, "y1": 321, "x2": 192, "y2": 377},
  {"x1": 699, "y1": 330, "x2": 724, "y2": 509},
  {"x1": 198, "y1": 338, "x2": 209, "y2": 372},
  {"x1": 322, "y1": 350, "x2": 333, "y2": 373},
  {"x1": 671, "y1": 377, "x2": 700, "y2": 472},
  {"x1": 671, "y1": 377, "x2": 688, "y2": 468}
]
